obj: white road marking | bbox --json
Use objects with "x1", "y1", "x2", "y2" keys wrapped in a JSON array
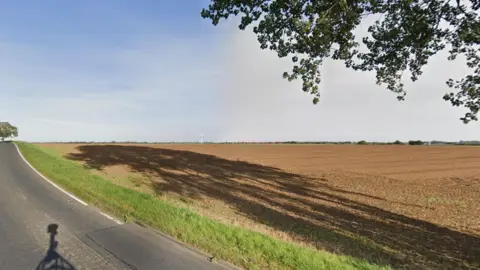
[
  {"x1": 14, "y1": 142, "x2": 125, "y2": 225},
  {"x1": 13, "y1": 143, "x2": 88, "y2": 206},
  {"x1": 100, "y1": 212, "x2": 124, "y2": 225},
  {"x1": 100, "y1": 212, "x2": 114, "y2": 220}
]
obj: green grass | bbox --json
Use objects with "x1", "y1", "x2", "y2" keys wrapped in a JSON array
[{"x1": 16, "y1": 141, "x2": 390, "y2": 270}]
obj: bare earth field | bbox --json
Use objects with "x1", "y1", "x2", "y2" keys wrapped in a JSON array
[{"x1": 38, "y1": 143, "x2": 480, "y2": 269}]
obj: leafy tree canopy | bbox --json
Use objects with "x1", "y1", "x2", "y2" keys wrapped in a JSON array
[
  {"x1": 201, "y1": 0, "x2": 480, "y2": 123},
  {"x1": 0, "y1": 122, "x2": 19, "y2": 141}
]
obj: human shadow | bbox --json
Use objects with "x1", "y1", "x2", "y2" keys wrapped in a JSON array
[
  {"x1": 36, "y1": 224, "x2": 76, "y2": 270},
  {"x1": 66, "y1": 145, "x2": 480, "y2": 270}
]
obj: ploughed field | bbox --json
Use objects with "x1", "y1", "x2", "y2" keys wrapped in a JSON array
[{"x1": 38, "y1": 143, "x2": 480, "y2": 270}]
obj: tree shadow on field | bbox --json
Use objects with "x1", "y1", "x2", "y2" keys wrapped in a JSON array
[{"x1": 66, "y1": 145, "x2": 480, "y2": 270}]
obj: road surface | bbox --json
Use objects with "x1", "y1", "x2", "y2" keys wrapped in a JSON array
[{"x1": 0, "y1": 142, "x2": 231, "y2": 270}]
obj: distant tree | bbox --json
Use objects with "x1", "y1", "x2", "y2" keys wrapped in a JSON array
[
  {"x1": 0, "y1": 122, "x2": 18, "y2": 141},
  {"x1": 202, "y1": 0, "x2": 480, "y2": 123},
  {"x1": 393, "y1": 140, "x2": 404, "y2": 145},
  {"x1": 357, "y1": 140, "x2": 367, "y2": 145},
  {"x1": 408, "y1": 140, "x2": 424, "y2": 145}
]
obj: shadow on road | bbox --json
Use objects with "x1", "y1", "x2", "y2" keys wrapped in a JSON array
[
  {"x1": 66, "y1": 144, "x2": 480, "y2": 270},
  {"x1": 36, "y1": 224, "x2": 76, "y2": 270}
]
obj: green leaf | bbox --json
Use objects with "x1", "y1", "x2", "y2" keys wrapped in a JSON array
[{"x1": 201, "y1": 0, "x2": 480, "y2": 123}]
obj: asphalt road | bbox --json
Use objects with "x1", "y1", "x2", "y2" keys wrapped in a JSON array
[{"x1": 0, "y1": 142, "x2": 230, "y2": 270}]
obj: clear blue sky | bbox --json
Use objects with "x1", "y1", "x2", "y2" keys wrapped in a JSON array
[{"x1": 0, "y1": 1, "x2": 478, "y2": 142}]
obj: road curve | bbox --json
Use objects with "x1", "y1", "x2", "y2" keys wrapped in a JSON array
[{"x1": 0, "y1": 142, "x2": 230, "y2": 270}]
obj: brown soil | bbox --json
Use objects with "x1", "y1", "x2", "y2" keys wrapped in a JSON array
[{"x1": 39, "y1": 143, "x2": 480, "y2": 270}]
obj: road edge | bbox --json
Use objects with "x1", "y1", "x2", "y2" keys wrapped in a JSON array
[
  {"x1": 13, "y1": 142, "x2": 125, "y2": 225},
  {"x1": 13, "y1": 142, "x2": 88, "y2": 206}
]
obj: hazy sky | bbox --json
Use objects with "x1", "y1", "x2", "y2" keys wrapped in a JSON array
[{"x1": 0, "y1": 1, "x2": 478, "y2": 142}]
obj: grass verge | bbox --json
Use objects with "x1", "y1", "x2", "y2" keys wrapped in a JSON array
[{"x1": 16, "y1": 141, "x2": 390, "y2": 270}]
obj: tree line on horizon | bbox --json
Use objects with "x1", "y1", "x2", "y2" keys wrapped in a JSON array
[
  {"x1": 39, "y1": 140, "x2": 480, "y2": 146},
  {"x1": 5, "y1": 121, "x2": 477, "y2": 146}
]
